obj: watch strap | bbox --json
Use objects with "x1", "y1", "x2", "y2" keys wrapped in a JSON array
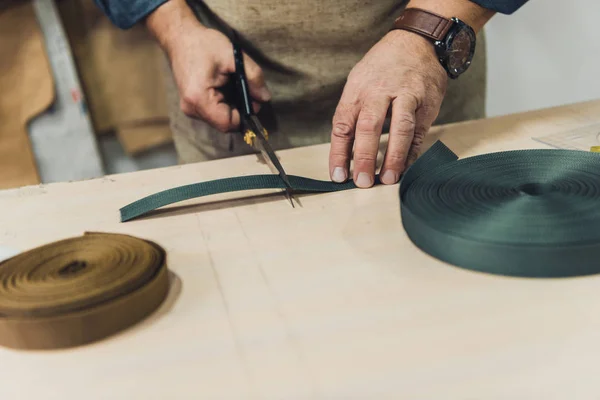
[{"x1": 392, "y1": 8, "x2": 453, "y2": 42}]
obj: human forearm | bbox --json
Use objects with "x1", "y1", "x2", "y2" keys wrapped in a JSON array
[
  {"x1": 406, "y1": 0, "x2": 496, "y2": 32},
  {"x1": 145, "y1": 0, "x2": 207, "y2": 55}
]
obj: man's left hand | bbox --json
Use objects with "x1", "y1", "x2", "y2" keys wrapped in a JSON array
[{"x1": 328, "y1": 29, "x2": 448, "y2": 187}]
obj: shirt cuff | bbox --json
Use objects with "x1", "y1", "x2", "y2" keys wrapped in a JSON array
[
  {"x1": 468, "y1": 0, "x2": 529, "y2": 14},
  {"x1": 93, "y1": 0, "x2": 170, "y2": 29}
]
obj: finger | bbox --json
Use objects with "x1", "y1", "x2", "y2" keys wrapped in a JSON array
[
  {"x1": 212, "y1": 66, "x2": 262, "y2": 123},
  {"x1": 201, "y1": 101, "x2": 241, "y2": 133},
  {"x1": 180, "y1": 86, "x2": 241, "y2": 132},
  {"x1": 405, "y1": 103, "x2": 440, "y2": 167},
  {"x1": 244, "y1": 55, "x2": 271, "y2": 102},
  {"x1": 215, "y1": 88, "x2": 262, "y2": 117},
  {"x1": 352, "y1": 95, "x2": 391, "y2": 188},
  {"x1": 199, "y1": 100, "x2": 241, "y2": 133},
  {"x1": 329, "y1": 97, "x2": 361, "y2": 183},
  {"x1": 379, "y1": 94, "x2": 418, "y2": 184}
]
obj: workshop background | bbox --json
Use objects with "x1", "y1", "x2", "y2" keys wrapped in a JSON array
[{"x1": 0, "y1": 0, "x2": 597, "y2": 190}]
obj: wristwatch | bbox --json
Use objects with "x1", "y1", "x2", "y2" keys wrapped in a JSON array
[{"x1": 392, "y1": 8, "x2": 476, "y2": 79}]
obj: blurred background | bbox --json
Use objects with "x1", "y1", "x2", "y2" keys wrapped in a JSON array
[
  {"x1": 0, "y1": 0, "x2": 598, "y2": 190},
  {"x1": 485, "y1": 0, "x2": 600, "y2": 117}
]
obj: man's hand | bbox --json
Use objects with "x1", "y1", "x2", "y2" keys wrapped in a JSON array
[
  {"x1": 329, "y1": 0, "x2": 494, "y2": 188},
  {"x1": 168, "y1": 27, "x2": 271, "y2": 132},
  {"x1": 329, "y1": 30, "x2": 447, "y2": 187},
  {"x1": 146, "y1": 0, "x2": 271, "y2": 133}
]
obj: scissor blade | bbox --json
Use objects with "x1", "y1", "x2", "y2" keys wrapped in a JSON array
[{"x1": 247, "y1": 116, "x2": 295, "y2": 207}]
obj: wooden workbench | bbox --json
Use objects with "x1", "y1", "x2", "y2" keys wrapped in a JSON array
[{"x1": 1, "y1": 100, "x2": 600, "y2": 399}]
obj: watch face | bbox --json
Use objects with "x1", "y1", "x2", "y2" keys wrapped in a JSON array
[
  {"x1": 438, "y1": 19, "x2": 476, "y2": 79},
  {"x1": 448, "y1": 29, "x2": 472, "y2": 71}
]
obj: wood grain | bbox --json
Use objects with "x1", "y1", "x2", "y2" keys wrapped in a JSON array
[{"x1": 1, "y1": 100, "x2": 600, "y2": 399}]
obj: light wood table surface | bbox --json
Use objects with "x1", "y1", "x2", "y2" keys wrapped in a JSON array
[{"x1": 1, "y1": 100, "x2": 600, "y2": 399}]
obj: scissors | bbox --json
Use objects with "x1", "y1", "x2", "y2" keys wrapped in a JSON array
[{"x1": 228, "y1": 31, "x2": 295, "y2": 207}]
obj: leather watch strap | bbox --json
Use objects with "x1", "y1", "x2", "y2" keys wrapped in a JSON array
[{"x1": 393, "y1": 8, "x2": 453, "y2": 41}]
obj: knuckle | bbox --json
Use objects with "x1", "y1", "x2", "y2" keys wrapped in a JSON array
[
  {"x1": 329, "y1": 152, "x2": 349, "y2": 162},
  {"x1": 331, "y1": 121, "x2": 355, "y2": 141},
  {"x1": 409, "y1": 79, "x2": 428, "y2": 97},
  {"x1": 334, "y1": 97, "x2": 360, "y2": 119},
  {"x1": 340, "y1": 96, "x2": 361, "y2": 109},
  {"x1": 353, "y1": 152, "x2": 377, "y2": 164},
  {"x1": 181, "y1": 90, "x2": 201, "y2": 107},
  {"x1": 396, "y1": 90, "x2": 420, "y2": 110},
  {"x1": 384, "y1": 153, "x2": 407, "y2": 165},
  {"x1": 356, "y1": 112, "x2": 382, "y2": 135},
  {"x1": 400, "y1": 71, "x2": 445, "y2": 105},
  {"x1": 180, "y1": 91, "x2": 203, "y2": 116},
  {"x1": 329, "y1": 144, "x2": 350, "y2": 158},
  {"x1": 392, "y1": 112, "x2": 416, "y2": 136},
  {"x1": 248, "y1": 65, "x2": 264, "y2": 81},
  {"x1": 180, "y1": 99, "x2": 197, "y2": 118},
  {"x1": 329, "y1": 152, "x2": 350, "y2": 165},
  {"x1": 346, "y1": 66, "x2": 362, "y2": 83}
]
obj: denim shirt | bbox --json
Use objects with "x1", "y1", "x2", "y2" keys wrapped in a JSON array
[{"x1": 93, "y1": 0, "x2": 529, "y2": 29}]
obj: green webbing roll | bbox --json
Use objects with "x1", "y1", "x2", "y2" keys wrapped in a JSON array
[
  {"x1": 400, "y1": 141, "x2": 600, "y2": 278},
  {"x1": 120, "y1": 175, "x2": 367, "y2": 222}
]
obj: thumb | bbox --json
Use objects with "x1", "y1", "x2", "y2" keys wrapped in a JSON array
[{"x1": 243, "y1": 54, "x2": 271, "y2": 103}]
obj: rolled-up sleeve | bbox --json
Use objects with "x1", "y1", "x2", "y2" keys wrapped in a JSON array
[
  {"x1": 92, "y1": 0, "x2": 169, "y2": 29},
  {"x1": 469, "y1": 0, "x2": 529, "y2": 14}
]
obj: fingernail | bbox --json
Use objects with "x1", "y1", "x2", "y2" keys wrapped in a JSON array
[
  {"x1": 332, "y1": 167, "x2": 347, "y2": 183},
  {"x1": 381, "y1": 170, "x2": 398, "y2": 185},
  {"x1": 356, "y1": 172, "x2": 373, "y2": 188}
]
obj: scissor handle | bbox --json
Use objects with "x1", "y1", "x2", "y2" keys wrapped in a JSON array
[{"x1": 231, "y1": 31, "x2": 253, "y2": 118}]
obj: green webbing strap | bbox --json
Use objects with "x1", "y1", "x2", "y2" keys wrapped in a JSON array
[
  {"x1": 121, "y1": 140, "x2": 600, "y2": 278},
  {"x1": 400, "y1": 141, "x2": 600, "y2": 278},
  {"x1": 120, "y1": 175, "x2": 375, "y2": 222}
]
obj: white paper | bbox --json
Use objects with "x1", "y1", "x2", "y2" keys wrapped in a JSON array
[{"x1": 533, "y1": 122, "x2": 600, "y2": 151}]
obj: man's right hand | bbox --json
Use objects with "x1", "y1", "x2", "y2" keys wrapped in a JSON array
[{"x1": 146, "y1": 0, "x2": 271, "y2": 133}]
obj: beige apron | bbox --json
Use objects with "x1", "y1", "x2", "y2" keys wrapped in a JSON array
[{"x1": 163, "y1": 0, "x2": 486, "y2": 163}]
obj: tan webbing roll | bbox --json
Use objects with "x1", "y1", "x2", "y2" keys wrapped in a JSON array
[{"x1": 0, "y1": 232, "x2": 169, "y2": 350}]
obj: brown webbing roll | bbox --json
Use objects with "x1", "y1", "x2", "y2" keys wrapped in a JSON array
[{"x1": 0, "y1": 232, "x2": 169, "y2": 350}]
